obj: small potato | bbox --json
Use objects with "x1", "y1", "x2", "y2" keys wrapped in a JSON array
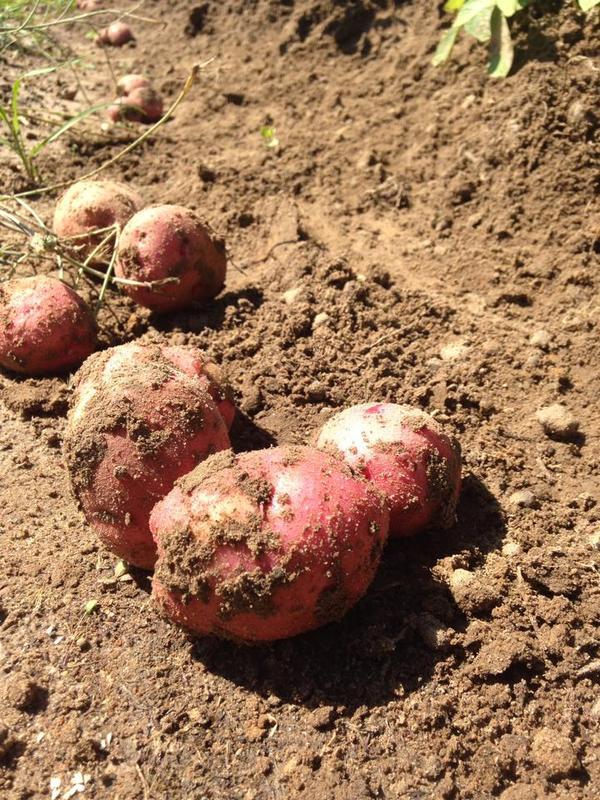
[
  {"x1": 161, "y1": 345, "x2": 236, "y2": 429},
  {"x1": 116, "y1": 74, "x2": 150, "y2": 96},
  {"x1": 64, "y1": 343, "x2": 231, "y2": 569},
  {"x1": 53, "y1": 179, "x2": 143, "y2": 261},
  {"x1": 151, "y1": 446, "x2": 390, "y2": 642},
  {"x1": 115, "y1": 205, "x2": 226, "y2": 311},
  {"x1": 0, "y1": 276, "x2": 97, "y2": 375},
  {"x1": 122, "y1": 86, "x2": 164, "y2": 123},
  {"x1": 97, "y1": 21, "x2": 134, "y2": 47},
  {"x1": 316, "y1": 403, "x2": 461, "y2": 538}
]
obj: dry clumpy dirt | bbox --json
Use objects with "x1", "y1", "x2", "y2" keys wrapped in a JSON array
[{"x1": 1, "y1": 1, "x2": 599, "y2": 798}]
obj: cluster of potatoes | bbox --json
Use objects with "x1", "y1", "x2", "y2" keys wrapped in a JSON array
[
  {"x1": 0, "y1": 179, "x2": 225, "y2": 375},
  {"x1": 0, "y1": 179, "x2": 462, "y2": 643}
]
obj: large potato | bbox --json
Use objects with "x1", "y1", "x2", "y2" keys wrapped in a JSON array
[
  {"x1": 151, "y1": 446, "x2": 390, "y2": 642},
  {"x1": 63, "y1": 343, "x2": 231, "y2": 569}
]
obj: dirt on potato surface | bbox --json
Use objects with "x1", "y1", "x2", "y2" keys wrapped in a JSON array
[{"x1": 1, "y1": 1, "x2": 599, "y2": 798}]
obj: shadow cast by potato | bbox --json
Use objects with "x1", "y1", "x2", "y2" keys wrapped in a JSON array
[
  {"x1": 148, "y1": 286, "x2": 264, "y2": 336},
  {"x1": 188, "y1": 474, "x2": 506, "y2": 711}
]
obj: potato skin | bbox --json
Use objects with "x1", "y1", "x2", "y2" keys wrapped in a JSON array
[
  {"x1": 151, "y1": 446, "x2": 390, "y2": 642},
  {"x1": 0, "y1": 276, "x2": 97, "y2": 375},
  {"x1": 115, "y1": 205, "x2": 226, "y2": 311},
  {"x1": 53, "y1": 180, "x2": 143, "y2": 260},
  {"x1": 161, "y1": 345, "x2": 236, "y2": 429},
  {"x1": 116, "y1": 74, "x2": 150, "y2": 96},
  {"x1": 63, "y1": 343, "x2": 231, "y2": 569},
  {"x1": 316, "y1": 403, "x2": 461, "y2": 538},
  {"x1": 97, "y1": 22, "x2": 134, "y2": 47}
]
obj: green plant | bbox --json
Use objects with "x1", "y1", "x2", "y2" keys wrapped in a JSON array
[
  {"x1": 433, "y1": 0, "x2": 600, "y2": 78},
  {"x1": 0, "y1": 64, "x2": 108, "y2": 184}
]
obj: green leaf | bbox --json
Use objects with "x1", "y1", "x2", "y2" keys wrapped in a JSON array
[
  {"x1": 455, "y1": 0, "x2": 495, "y2": 28},
  {"x1": 465, "y1": 8, "x2": 493, "y2": 41},
  {"x1": 11, "y1": 77, "x2": 21, "y2": 136},
  {"x1": 444, "y1": 0, "x2": 465, "y2": 11},
  {"x1": 578, "y1": 0, "x2": 600, "y2": 10},
  {"x1": 488, "y1": 6, "x2": 514, "y2": 77},
  {"x1": 84, "y1": 599, "x2": 98, "y2": 615},
  {"x1": 432, "y1": 24, "x2": 461, "y2": 66},
  {"x1": 496, "y1": 0, "x2": 530, "y2": 15}
]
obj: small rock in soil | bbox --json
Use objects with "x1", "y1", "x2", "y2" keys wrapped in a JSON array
[
  {"x1": 508, "y1": 489, "x2": 537, "y2": 509},
  {"x1": 536, "y1": 404, "x2": 580, "y2": 440},
  {"x1": 529, "y1": 330, "x2": 552, "y2": 350},
  {"x1": 448, "y1": 568, "x2": 498, "y2": 615}
]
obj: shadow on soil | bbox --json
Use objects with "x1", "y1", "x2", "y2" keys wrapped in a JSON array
[
  {"x1": 190, "y1": 474, "x2": 506, "y2": 711},
  {"x1": 149, "y1": 286, "x2": 264, "y2": 335}
]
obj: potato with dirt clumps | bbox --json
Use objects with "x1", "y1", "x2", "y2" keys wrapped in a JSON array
[
  {"x1": 96, "y1": 21, "x2": 134, "y2": 47},
  {"x1": 161, "y1": 345, "x2": 236, "y2": 429},
  {"x1": 316, "y1": 403, "x2": 461, "y2": 538},
  {"x1": 53, "y1": 179, "x2": 143, "y2": 260},
  {"x1": 151, "y1": 446, "x2": 390, "y2": 642},
  {"x1": 0, "y1": 276, "x2": 97, "y2": 375},
  {"x1": 115, "y1": 205, "x2": 226, "y2": 311},
  {"x1": 63, "y1": 343, "x2": 231, "y2": 569}
]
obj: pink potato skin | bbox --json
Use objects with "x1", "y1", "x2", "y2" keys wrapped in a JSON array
[
  {"x1": 316, "y1": 403, "x2": 461, "y2": 538},
  {"x1": 0, "y1": 276, "x2": 97, "y2": 375},
  {"x1": 123, "y1": 86, "x2": 163, "y2": 123},
  {"x1": 97, "y1": 22, "x2": 134, "y2": 47},
  {"x1": 63, "y1": 343, "x2": 231, "y2": 569},
  {"x1": 115, "y1": 205, "x2": 227, "y2": 311},
  {"x1": 53, "y1": 180, "x2": 143, "y2": 260},
  {"x1": 151, "y1": 446, "x2": 390, "y2": 642},
  {"x1": 161, "y1": 345, "x2": 236, "y2": 429},
  {"x1": 116, "y1": 74, "x2": 150, "y2": 96}
]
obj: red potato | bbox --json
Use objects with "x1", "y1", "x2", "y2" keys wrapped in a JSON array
[
  {"x1": 316, "y1": 403, "x2": 461, "y2": 538},
  {"x1": 116, "y1": 74, "x2": 150, "y2": 96},
  {"x1": 53, "y1": 179, "x2": 143, "y2": 260},
  {"x1": 63, "y1": 343, "x2": 231, "y2": 569},
  {"x1": 77, "y1": 0, "x2": 103, "y2": 9},
  {"x1": 162, "y1": 345, "x2": 236, "y2": 429},
  {"x1": 0, "y1": 276, "x2": 97, "y2": 375},
  {"x1": 151, "y1": 446, "x2": 390, "y2": 642},
  {"x1": 115, "y1": 205, "x2": 227, "y2": 311},
  {"x1": 122, "y1": 86, "x2": 164, "y2": 123},
  {"x1": 96, "y1": 21, "x2": 134, "y2": 47}
]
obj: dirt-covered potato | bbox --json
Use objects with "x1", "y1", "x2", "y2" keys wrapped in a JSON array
[
  {"x1": 151, "y1": 446, "x2": 390, "y2": 642},
  {"x1": 63, "y1": 343, "x2": 231, "y2": 569}
]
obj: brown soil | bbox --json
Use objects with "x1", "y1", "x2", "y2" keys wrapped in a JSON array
[{"x1": 1, "y1": 1, "x2": 599, "y2": 798}]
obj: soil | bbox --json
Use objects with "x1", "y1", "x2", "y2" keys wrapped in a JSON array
[{"x1": 1, "y1": 1, "x2": 599, "y2": 799}]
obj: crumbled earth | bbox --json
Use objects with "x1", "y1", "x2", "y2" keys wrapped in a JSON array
[{"x1": 1, "y1": 2, "x2": 599, "y2": 799}]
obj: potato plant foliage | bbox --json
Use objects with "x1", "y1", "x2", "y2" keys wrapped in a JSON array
[{"x1": 433, "y1": 0, "x2": 600, "y2": 78}]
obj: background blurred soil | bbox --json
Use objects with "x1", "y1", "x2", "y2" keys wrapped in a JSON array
[{"x1": 1, "y1": 1, "x2": 599, "y2": 798}]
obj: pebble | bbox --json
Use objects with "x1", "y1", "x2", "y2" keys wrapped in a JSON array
[
  {"x1": 502, "y1": 541, "x2": 521, "y2": 557},
  {"x1": 508, "y1": 489, "x2": 537, "y2": 509},
  {"x1": 536, "y1": 404, "x2": 580, "y2": 440},
  {"x1": 439, "y1": 341, "x2": 469, "y2": 362},
  {"x1": 529, "y1": 329, "x2": 552, "y2": 350},
  {"x1": 589, "y1": 531, "x2": 600, "y2": 551},
  {"x1": 312, "y1": 312, "x2": 330, "y2": 328},
  {"x1": 531, "y1": 728, "x2": 579, "y2": 779},
  {"x1": 448, "y1": 568, "x2": 498, "y2": 615},
  {"x1": 282, "y1": 287, "x2": 303, "y2": 305}
]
